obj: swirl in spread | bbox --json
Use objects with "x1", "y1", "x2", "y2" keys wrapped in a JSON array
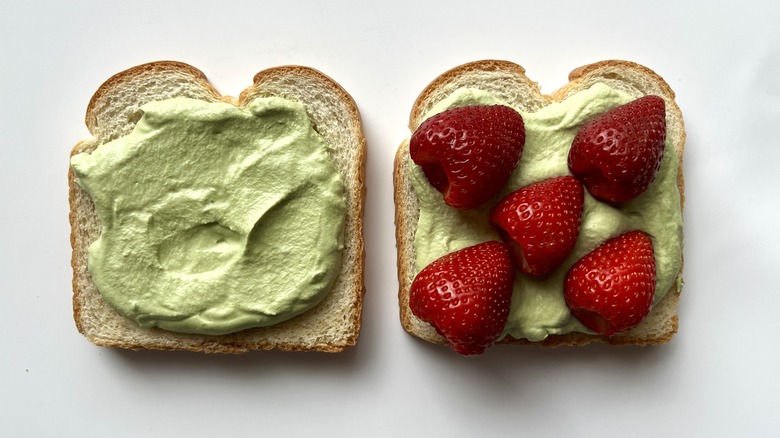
[{"x1": 71, "y1": 97, "x2": 346, "y2": 335}]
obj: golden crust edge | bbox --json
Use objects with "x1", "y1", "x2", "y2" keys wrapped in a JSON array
[
  {"x1": 409, "y1": 60, "x2": 532, "y2": 129},
  {"x1": 244, "y1": 63, "x2": 369, "y2": 352}
]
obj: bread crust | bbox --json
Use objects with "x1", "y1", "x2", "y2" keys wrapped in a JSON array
[
  {"x1": 395, "y1": 59, "x2": 685, "y2": 349},
  {"x1": 70, "y1": 61, "x2": 366, "y2": 353}
]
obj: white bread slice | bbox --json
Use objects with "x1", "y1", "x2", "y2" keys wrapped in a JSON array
[
  {"x1": 395, "y1": 60, "x2": 685, "y2": 347},
  {"x1": 70, "y1": 61, "x2": 366, "y2": 353}
]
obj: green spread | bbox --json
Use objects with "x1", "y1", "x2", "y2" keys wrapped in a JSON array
[
  {"x1": 71, "y1": 97, "x2": 346, "y2": 335},
  {"x1": 410, "y1": 84, "x2": 683, "y2": 342}
]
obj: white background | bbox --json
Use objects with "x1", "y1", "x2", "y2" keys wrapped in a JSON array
[{"x1": 2, "y1": 1, "x2": 779, "y2": 436}]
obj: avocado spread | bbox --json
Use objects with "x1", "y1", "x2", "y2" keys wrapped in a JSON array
[
  {"x1": 410, "y1": 84, "x2": 683, "y2": 342},
  {"x1": 71, "y1": 97, "x2": 346, "y2": 335}
]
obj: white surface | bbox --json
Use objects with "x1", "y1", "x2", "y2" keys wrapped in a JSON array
[{"x1": 2, "y1": 1, "x2": 779, "y2": 436}]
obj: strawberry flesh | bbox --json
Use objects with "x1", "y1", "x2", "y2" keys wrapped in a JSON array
[
  {"x1": 410, "y1": 105, "x2": 525, "y2": 209},
  {"x1": 409, "y1": 241, "x2": 514, "y2": 355},
  {"x1": 564, "y1": 231, "x2": 656, "y2": 336},
  {"x1": 568, "y1": 95, "x2": 666, "y2": 203},
  {"x1": 489, "y1": 176, "x2": 584, "y2": 276}
]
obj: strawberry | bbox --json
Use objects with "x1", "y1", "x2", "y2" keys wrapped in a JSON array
[
  {"x1": 410, "y1": 105, "x2": 525, "y2": 209},
  {"x1": 564, "y1": 231, "x2": 656, "y2": 336},
  {"x1": 409, "y1": 241, "x2": 514, "y2": 355},
  {"x1": 489, "y1": 176, "x2": 584, "y2": 276},
  {"x1": 567, "y1": 95, "x2": 666, "y2": 203}
]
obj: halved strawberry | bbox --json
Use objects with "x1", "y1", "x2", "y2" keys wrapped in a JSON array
[
  {"x1": 564, "y1": 231, "x2": 656, "y2": 336},
  {"x1": 489, "y1": 176, "x2": 584, "y2": 276},
  {"x1": 409, "y1": 241, "x2": 514, "y2": 356},
  {"x1": 568, "y1": 95, "x2": 666, "y2": 203},
  {"x1": 410, "y1": 105, "x2": 525, "y2": 209}
]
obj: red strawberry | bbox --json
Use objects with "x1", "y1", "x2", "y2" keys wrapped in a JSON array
[
  {"x1": 489, "y1": 176, "x2": 584, "y2": 276},
  {"x1": 409, "y1": 241, "x2": 514, "y2": 355},
  {"x1": 410, "y1": 105, "x2": 525, "y2": 209},
  {"x1": 568, "y1": 95, "x2": 666, "y2": 203},
  {"x1": 564, "y1": 231, "x2": 656, "y2": 336}
]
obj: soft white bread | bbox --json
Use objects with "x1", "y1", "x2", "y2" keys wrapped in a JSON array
[
  {"x1": 395, "y1": 60, "x2": 685, "y2": 347},
  {"x1": 70, "y1": 61, "x2": 366, "y2": 353}
]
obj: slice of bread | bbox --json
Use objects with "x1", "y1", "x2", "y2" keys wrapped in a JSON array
[
  {"x1": 69, "y1": 61, "x2": 366, "y2": 353},
  {"x1": 395, "y1": 60, "x2": 685, "y2": 348}
]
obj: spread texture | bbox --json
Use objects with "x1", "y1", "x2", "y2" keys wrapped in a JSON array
[{"x1": 71, "y1": 97, "x2": 346, "y2": 335}]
